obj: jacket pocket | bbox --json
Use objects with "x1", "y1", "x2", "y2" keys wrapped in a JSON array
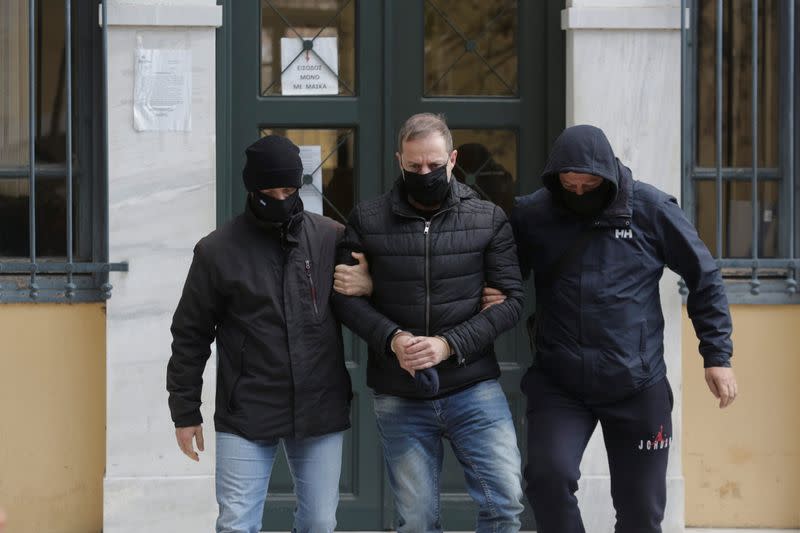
[
  {"x1": 525, "y1": 312, "x2": 537, "y2": 353},
  {"x1": 227, "y1": 335, "x2": 246, "y2": 412},
  {"x1": 638, "y1": 320, "x2": 650, "y2": 373},
  {"x1": 665, "y1": 378, "x2": 674, "y2": 412}
]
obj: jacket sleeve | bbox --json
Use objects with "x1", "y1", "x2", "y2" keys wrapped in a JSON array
[
  {"x1": 167, "y1": 242, "x2": 220, "y2": 427},
  {"x1": 510, "y1": 202, "x2": 533, "y2": 280},
  {"x1": 441, "y1": 206, "x2": 525, "y2": 364},
  {"x1": 656, "y1": 197, "x2": 733, "y2": 367},
  {"x1": 330, "y1": 208, "x2": 401, "y2": 355}
]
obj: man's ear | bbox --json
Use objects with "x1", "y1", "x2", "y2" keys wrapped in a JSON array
[{"x1": 447, "y1": 149, "x2": 458, "y2": 179}]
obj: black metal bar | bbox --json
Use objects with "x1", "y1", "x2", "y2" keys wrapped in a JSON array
[
  {"x1": 28, "y1": 0, "x2": 38, "y2": 299},
  {"x1": 750, "y1": 0, "x2": 760, "y2": 295},
  {"x1": 101, "y1": 0, "x2": 112, "y2": 300},
  {"x1": 0, "y1": 167, "x2": 81, "y2": 178},
  {"x1": 787, "y1": 0, "x2": 796, "y2": 294},
  {"x1": 715, "y1": 0, "x2": 723, "y2": 259},
  {"x1": 716, "y1": 258, "x2": 800, "y2": 269},
  {"x1": 0, "y1": 262, "x2": 129, "y2": 274},
  {"x1": 690, "y1": 167, "x2": 780, "y2": 180},
  {"x1": 680, "y1": 0, "x2": 686, "y2": 208},
  {"x1": 65, "y1": 0, "x2": 75, "y2": 298}
]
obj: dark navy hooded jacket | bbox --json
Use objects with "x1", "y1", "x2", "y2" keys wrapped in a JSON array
[{"x1": 511, "y1": 125, "x2": 732, "y2": 404}]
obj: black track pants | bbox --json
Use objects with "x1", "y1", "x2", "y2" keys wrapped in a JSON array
[{"x1": 522, "y1": 369, "x2": 674, "y2": 533}]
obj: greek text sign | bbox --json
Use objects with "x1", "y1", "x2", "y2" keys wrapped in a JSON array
[{"x1": 280, "y1": 37, "x2": 339, "y2": 96}]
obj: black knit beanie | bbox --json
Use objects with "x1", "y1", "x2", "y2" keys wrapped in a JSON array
[{"x1": 242, "y1": 135, "x2": 303, "y2": 192}]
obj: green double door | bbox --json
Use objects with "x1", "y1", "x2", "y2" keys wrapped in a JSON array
[{"x1": 217, "y1": 1, "x2": 563, "y2": 529}]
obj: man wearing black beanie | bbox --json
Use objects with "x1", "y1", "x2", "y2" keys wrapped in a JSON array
[{"x1": 167, "y1": 135, "x2": 368, "y2": 533}]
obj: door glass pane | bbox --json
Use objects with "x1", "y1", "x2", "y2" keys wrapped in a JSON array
[
  {"x1": 694, "y1": 179, "x2": 780, "y2": 259},
  {"x1": 424, "y1": 0, "x2": 518, "y2": 97},
  {"x1": 259, "y1": 128, "x2": 355, "y2": 223},
  {"x1": 451, "y1": 129, "x2": 517, "y2": 214},
  {"x1": 260, "y1": 0, "x2": 356, "y2": 96}
]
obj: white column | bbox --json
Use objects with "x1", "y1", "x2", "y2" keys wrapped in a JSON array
[
  {"x1": 563, "y1": 1, "x2": 685, "y2": 532},
  {"x1": 104, "y1": 2, "x2": 222, "y2": 532}
]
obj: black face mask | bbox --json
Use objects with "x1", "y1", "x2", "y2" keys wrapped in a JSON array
[
  {"x1": 561, "y1": 180, "x2": 613, "y2": 217},
  {"x1": 402, "y1": 165, "x2": 451, "y2": 207},
  {"x1": 251, "y1": 190, "x2": 301, "y2": 223}
]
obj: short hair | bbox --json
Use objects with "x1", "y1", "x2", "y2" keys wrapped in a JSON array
[{"x1": 397, "y1": 113, "x2": 453, "y2": 154}]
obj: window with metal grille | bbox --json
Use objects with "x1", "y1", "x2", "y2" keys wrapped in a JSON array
[
  {"x1": 0, "y1": 0, "x2": 126, "y2": 302},
  {"x1": 681, "y1": 0, "x2": 798, "y2": 303}
]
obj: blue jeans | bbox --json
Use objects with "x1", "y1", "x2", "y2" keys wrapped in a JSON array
[
  {"x1": 373, "y1": 379, "x2": 524, "y2": 533},
  {"x1": 215, "y1": 431, "x2": 343, "y2": 533}
]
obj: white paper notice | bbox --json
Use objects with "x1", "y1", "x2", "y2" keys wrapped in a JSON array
[
  {"x1": 134, "y1": 49, "x2": 192, "y2": 131},
  {"x1": 299, "y1": 145, "x2": 323, "y2": 215},
  {"x1": 280, "y1": 37, "x2": 339, "y2": 96}
]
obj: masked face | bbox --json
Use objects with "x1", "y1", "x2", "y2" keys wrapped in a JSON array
[
  {"x1": 252, "y1": 189, "x2": 301, "y2": 223},
  {"x1": 397, "y1": 134, "x2": 457, "y2": 207},
  {"x1": 561, "y1": 180, "x2": 613, "y2": 217},
  {"x1": 401, "y1": 165, "x2": 451, "y2": 207}
]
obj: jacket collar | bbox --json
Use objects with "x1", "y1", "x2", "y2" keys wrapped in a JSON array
[{"x1": 592, "y1": 161, "x2": 633, "y2": 228}]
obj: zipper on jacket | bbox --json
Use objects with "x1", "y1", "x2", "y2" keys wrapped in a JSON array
[
  {"x1": 422, "y1": 207, "x2": 456, "y2": 335},
  {"x1": 424, "y1": 221, "x2": 431, "y2": 334},
  {"x1": 395, "y1": 206, "x2": 456, "y2": 337},
  {"x1": 305, "y1": 259, "x2": 319, "y2": 316}
]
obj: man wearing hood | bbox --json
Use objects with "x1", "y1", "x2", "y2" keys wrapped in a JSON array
[
  {"x1": 167, "y1": 135, "x2": 358, "y2": 533},
  {"x1": 331, "y1": 113, "x2": 526, "y2": 532},
  {"x1": 501, "y1": 125, "x2": 738, "y2": 532}
]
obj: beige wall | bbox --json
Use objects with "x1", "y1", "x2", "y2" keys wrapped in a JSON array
[
  {"x1": 682, "y1": 304, "x2": 800, "y2": 528},
  {"x1": 0, "y1": 304, "x2": 105, "y2": 533}
]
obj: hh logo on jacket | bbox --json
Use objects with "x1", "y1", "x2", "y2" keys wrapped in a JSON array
[{"x1": 615, "y1": 229, "x2": 633, "y2": 239}]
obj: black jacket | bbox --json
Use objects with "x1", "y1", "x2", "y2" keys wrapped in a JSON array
[
  {"x1": 167, "y1": 202, "x2": 352, "y2": 440},
  {"x1": 332, "y1": 178, "x2": 524, "y2": 398},
  {"x1": 512, "y1": 125, "x2": 732, "y2": 404}
]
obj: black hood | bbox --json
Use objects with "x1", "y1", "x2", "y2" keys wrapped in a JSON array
[
  {"x1": 540, "y1": 125, "x2": 635, "y2": 224},
  {"x1": 541, "y1": 125, "x2": 620, "y2": 197}
]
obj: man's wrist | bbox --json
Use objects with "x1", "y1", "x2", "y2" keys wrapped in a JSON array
[
  {"x1": 703, "y1": 354, "x2": 731, "y2": 368},
  {"x1": 434, "y1": 335, "x2": 452, "y2": 358},
  {"x1": 390, "y1": 329, "x2": 409, "y2": 354}
]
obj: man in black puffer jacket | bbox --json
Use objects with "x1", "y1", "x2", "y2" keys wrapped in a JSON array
[
  {"x1": 332, "y1": 113, "x2": 525, "y2": 533},
  {"x1": 167, "y1": 136, "x2": 356, "y2": 533}
]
